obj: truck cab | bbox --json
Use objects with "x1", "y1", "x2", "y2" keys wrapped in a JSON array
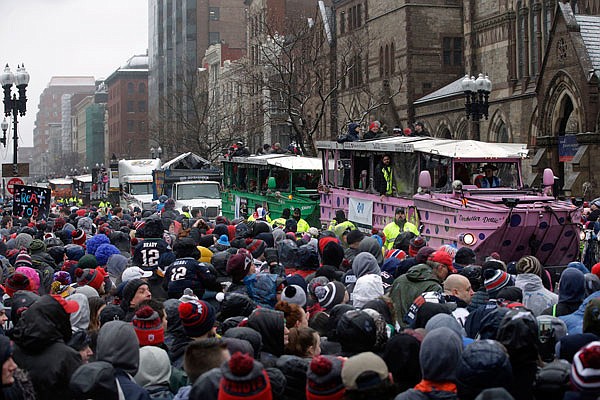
[
  {"x1": 119, "y1": 159, "x2": 162, "y2": 210},
  {"x1": 171, "y1": 180, "x2": 221, "y2": 219}
]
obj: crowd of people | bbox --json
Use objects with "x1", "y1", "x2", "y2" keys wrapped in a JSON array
[{"x1": 0, "y1": 201, "x2": 599, "y2": 400}]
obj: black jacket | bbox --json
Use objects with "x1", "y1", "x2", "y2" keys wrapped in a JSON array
[
  {"x1": 374, "y1": 162, "x2": 391, "y2": 195},
  {"x1": 11, "y1": 295, "x2": 82, "y2": 400}
]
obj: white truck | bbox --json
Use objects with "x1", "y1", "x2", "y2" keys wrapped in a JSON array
[
  {"x1": 169, "y1": 180, "x2": 222, "y2": 219},
  {"x1": 118, "y1": 159, "x2": 162, "y2": 210}
]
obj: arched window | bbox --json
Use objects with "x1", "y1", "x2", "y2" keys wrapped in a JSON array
[
  {"x1": 497, "y1": 121, "x2": 509, "y2": 142},
  {"x1": 379, "y1": 47, "x2": 384, "y2": 77},
  {"x1": 390, "y1": 42, "x2": 395, "y2": 75},
  {"x1": 127, "y1": 82, "x2": 134, "y2": 94},
  {"x1": 517, "y1": 1, "x2": 525, "y2": 78},
  {"x1": 384, "y1": 44, "x2": 390, "y2": 76}
]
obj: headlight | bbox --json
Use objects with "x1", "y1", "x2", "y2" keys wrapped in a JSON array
[{"x1": 459, "y1": 232, "x2": 477, "y2": 246}]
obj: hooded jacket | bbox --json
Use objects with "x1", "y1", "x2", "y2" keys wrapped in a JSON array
[
  {"x1": 396, "y1": 327, "x2": 462, "y2": 400},
  {"x1": 247, "y1": 309, "x2": 285, "y2": 367},
  {"x1": 560, "y1": 291, "x2": 600, "y2": 334},
  {"x1": 514, "y1": 273, "x2": 558, "y2": 316},
  {"x1": 541, "y1": 268, "x2": 584, "y2": 317},
  {"x1": 12, "y1": 295, "x2": 82, "y2": 400},
  {"x1": 352, "y1": 274, "x2": 384, "y2": 308},
  {"x1": 96, "y1": 320, "x2": 150, "y2": 400},
  {"x1": 344, "y1": 252, "x2": 382, "y2": 294},
  {"x1": 358, "y1": 237, "x2": 384, "y2": 266},
  {"x1": 68, "y1": 293, "x2": 90, "y2": 332},
  {"x1": 390, "y1": 264, "x2": 442, "y2": 327}
]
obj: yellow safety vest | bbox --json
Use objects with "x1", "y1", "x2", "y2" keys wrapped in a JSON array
[
  {"x1": 296, "y1": 218, "x2": 310, "y2": 233},
  {"x1": 382, "y1": 167, "x2": 393, "y2": 195},
  {"x1": 383, "y1": 220, "x2": 419, "y2": 249}
]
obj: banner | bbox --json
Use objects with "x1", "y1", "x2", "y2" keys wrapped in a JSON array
[
  {"x1": 13, "y1": 184, "x2": 52, "y2": 220},
  {"x1": 559, "y1": 134, "x2": 578, "y2": 162},
  {"x1": 348, "y1": 198, "x2": 373, "y2": 229}
]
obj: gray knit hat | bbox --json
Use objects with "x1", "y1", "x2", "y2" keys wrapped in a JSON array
[{"x1": 516, "y1": 255, "x2": 542, "y2": 277}]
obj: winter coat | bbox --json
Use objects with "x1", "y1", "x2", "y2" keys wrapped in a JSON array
[
  {"x1": 11, "y1": 295, "x2": 82, "y2": 400},
  {"x1": 514, "y1": 273, "x2": 558, "y2": 316},
  {"x1": 344, "y1": 252, "x2": 381, "y2": 294},
  {"x1": 247, "y1": 309, "x2": 285, "y2": 367},
  {"x1": 560, "y1": 291, "x2": 600, "y2": 334},
  {"x1": 243, "y1": 273, "x2": 278, "y2": 308},
  {"x1": 352, "y1": 274, "x2": 384, "y2": 308},
  {"x1": 29, "y1": 252, "x2": 55, "y2": 294},
  {"x1": 337, "y1": 123, "x2": 360, "y2": 143},
  {"x1": 390, "y1": 264, "x2": 442, "y2": 327}
]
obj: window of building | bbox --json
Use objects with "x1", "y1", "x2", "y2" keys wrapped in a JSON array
[
  {"x1": 443, "y1": 37, "x2": 463, "y2": 66},
  {"x1": 127, "y1": 120, "x2": 135, "y2": 132},
  {"x1": 390, "y1": 42, "x2": 395, "y2": 74},
  {"x1": 349, "y1": 54, "x2": 362, "y2": 88},
  {"x1": 127, "y1": 101, "x2": 134, "y2": 113},
  {"x1": 209, "y1": 7, "x2": 220, "y2": 20},
  {"x1": 138, "y1": 101, "x2": 146, "y2": 112},
  {"x1": 340, "y1": 11, "x2": 345, "y2": 34},
  {"x1": 138, "y1": 83, "x2": 146, "y2": 93},
  {"x1": 379, "y1": 47, "x2": 384, "y2": 77},
  {"x1": 127, "y1": 82, "x2": 134, "y2": 94},
  {"x1": 139, "y1": 121, "x2": 146, "y2": 132},
  {"x1": 209, "y1": 31, "x2": 220, "y2": 45}
]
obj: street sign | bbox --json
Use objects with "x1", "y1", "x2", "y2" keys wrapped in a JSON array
[
  {"x1": 6, "y1": 177, "x2": 24, "y2": 195},
  {"x1": 2, "y1": 163, "x2": 29, "y2": 177}
]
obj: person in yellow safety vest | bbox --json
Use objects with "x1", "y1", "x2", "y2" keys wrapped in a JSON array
[
  {"x1": 181, "y1": 206, "x2": 192, "y2": 219},
  {"x1": 328, "y1": 209, "x2": 356, "y2": 238},
  {"x1": 383, "y1": 207, "x2": 419, "y2": 250},
  {"x1": 271, "y1": 208, "x2": 291, "y2": 229},
  {"x1": 374, "y1": 154, "x2": 394, "y2": 197},
  {"x1": 77, "y1": 198, "x2": 83, "y2": 207},
  {"x1": 292, "y1": 207, "x2": 310, "y2": 233}
]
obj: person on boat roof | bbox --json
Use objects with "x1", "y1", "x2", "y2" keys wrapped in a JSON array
[{"x1": 383, "y1": 207, "x2": 420, "y2": 250}]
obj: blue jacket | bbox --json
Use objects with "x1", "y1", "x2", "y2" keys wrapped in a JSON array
[{"x1": 560, "y1": 291, "x2": 600, "y2": 334}]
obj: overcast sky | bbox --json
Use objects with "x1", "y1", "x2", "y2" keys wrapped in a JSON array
[{"x1": 0, "y1": 0, "x2": 148, "y2": 163}]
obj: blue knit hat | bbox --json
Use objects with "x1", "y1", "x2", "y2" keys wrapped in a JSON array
[
  {"x1": 217, "y1": 234, "x2": 230, "y2": 247},
  {"x1": 86, "y1": 234, "x2": 110, "y2": 255},
  {"x1": 94, "y1": 243, "x2": 121, "y2": 266}
]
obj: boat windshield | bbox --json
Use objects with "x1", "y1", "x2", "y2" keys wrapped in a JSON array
[{"x1": 454, "y1": 161, "x2": 521, "y2": 189}]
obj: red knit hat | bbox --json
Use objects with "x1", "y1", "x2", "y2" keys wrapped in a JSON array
[
  {"x1": 5, "y1": 272, "x2": 32, "y2": 297},
  {"x1": 132, "y1": 305, "x2": 164, "y2": 346},
  {"x1": 75, "y1": 267, "x2": 107, "y2": 291},
  {"x1": 592, "y1": 263, "x2": 600, "y2": 279},
  {"x1": 306, "y1": 355, "x2": 346, "y2": 400},
  {"x1": 218, "y1": 352, "x2": 272, "y2": 400},
  {"x1": 72, "y1": 229, "x2": 87, "y2": 246}
]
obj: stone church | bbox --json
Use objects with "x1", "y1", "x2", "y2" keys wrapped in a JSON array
[{"x1": 330, "y1": 0, "x2": 600, "y2": 198}]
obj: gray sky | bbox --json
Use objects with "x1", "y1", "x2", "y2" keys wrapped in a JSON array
[{"x1": 0, "y1": 0, "x2": 148, "y2": 162}]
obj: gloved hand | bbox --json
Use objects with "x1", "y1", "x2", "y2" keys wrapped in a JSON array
[{"x1": 264, "y1": 247, "x2": 278, "y2": 266}]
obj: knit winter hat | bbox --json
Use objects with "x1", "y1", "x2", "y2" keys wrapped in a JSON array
[
  {"x1": 408, "y1": 237, "x2": 427, "y2": 257},
  {"x1": 385, "y1": 249, "x2": 407, "y2": 261},
  {"x1": 28, "y1": 239, "x2": 46, "y2": 253},
  {"x1": 94, "y1": 243, "x2": 121, "y2": 266},
  {"x1": 218, "y1": 352, "x2": 272, "y2": 400},
  {"x1": 75, "y1": 267, "x2": 107, "y2": 291},
  {"x1": 178, "y1": 300, "x2": 216, "y2": 338},
  {"x1": 455, "y1": 247, "x2": 477, "y2": 266},
  {"x1": 65, "y1": 244, "x2": 85, "y2": 261},
  {"x1": 245, "y1": 238, "x2": 266, "y2": 259},
  {"x1": 337, "y1": 310, "x2": 377, "y2": 355},
  {"x1": 5, "y1": 272, "x2": 31, "y2": 297},
  {"x1": 315, "y1": 281, "x2": 347, "y2": 311},
  {"x1": 132, "y1": 305, "x2": 165, "y2": 346},
  {"x1": 571, "y1": 341, "x2": 600, "y2": 392},
  {"x1": 484, "y1": 269, "x2": 511, "y2": 296},
  {"x1": 306, "y1": 355, "x2": 346, "y2": 400},
  {"x1": 226, "y1": 253, "x2": 253, "y2": 282},
  {"x1": 345, "y1": 230, "x2": 364, "y2": 246},
  {"x1": 516, "y1": 255, "x2": 542, "y2": 277},
  {"x1": 14, "y1": 252, "x2": 33, "y2": 268},
  {"x1": 77, "y1": 254, "x2": 98, "y2": 270},
  {"x1": 217, "y1": 234, "x2": 230, "y2": 247},
  {"x1": 72, "y1": 229, "x2": 87, "y2": 246},
  {"x1": 341, "y1": 352, "x2": 388, "y2": 390},
  {"x1": 281, "y1": 285, "x2": 307, "y2": 307}
]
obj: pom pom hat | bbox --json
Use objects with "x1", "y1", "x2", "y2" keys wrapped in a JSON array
[
  {"x1": 72, "y1": 229, "x2": 87, "y2": 246},
  {"x1": 571, "y1": 341, "x2": 600, "y2": 392},
  {"x1": 75, "y1": 267, "x2": 107, "y2": 291},
  {"x1": 132, "y1": 305, "x2": 164, "y2": 346},
  {"x1": 178, "y1": 300, "x2": 216, "y2": 338},
  {"x1": 306, "y1": 355, "x2": 345, "y2": 400},
  {"x1": 218, "y1": 352, "x2": 272, "y2": 400}
]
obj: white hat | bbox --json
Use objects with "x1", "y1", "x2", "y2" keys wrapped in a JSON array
[{"x1": 121, "y1": 266, "x2": 153, "y2": 282}]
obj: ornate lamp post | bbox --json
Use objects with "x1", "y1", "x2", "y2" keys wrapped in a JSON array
[
  {"x1": 0, "y1": 118, "x2": 7, "y2": 146},
  {"x1": 0, "y1": 64, "x2": 30, "y2": 175},
  {"x1": 150, "y1": 146, "x2": 162, "y2": 159},
  {"x1": 461, "y1": 73, "x2": 492, "y2": 141}
]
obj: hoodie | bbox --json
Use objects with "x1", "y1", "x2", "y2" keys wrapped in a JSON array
[
  {"x1": 390, "y1": 263, "x2": 442, "y2": 327},
  {"x1": 247, "y1": 309, "x2": 285, "y2": 366},
  {"x1": 134, "y1": 346, "x2": 173, "y2": 400},
  {"x1": 541, "y1": 268, "x2": 584, "y2": 317},
  {"x1": 352, "y1": 274, "x2": 384, "y2": 308},
  {"x1": 12, "y1": 295, "x2": 82, "y2": 400},
  {"x1": 68, "y1": 293, "x2": 90, "y2": 332},
  {"x1": 345, "y1": 252, "x2": 382, "y2": 294},
  {"x1": 396, "y1": 327, "x2": 462, "y2": 400},
  {"x1": 96, "y1": 320, "x2": 150, "y2": 400},
  {"x1": 514, "y1": 273, "x2": 558, "y2": 316},
  {"x1": 560, "y1": 291, "x2": 600, "y2": 334},
  {"x1": 358, "y1": 237, "x2": 384, "y2": 266}
]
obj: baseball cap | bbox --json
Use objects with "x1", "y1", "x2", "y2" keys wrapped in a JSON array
[{"x1": 122, "y1": 266, "x2": 153, "y2": 282}]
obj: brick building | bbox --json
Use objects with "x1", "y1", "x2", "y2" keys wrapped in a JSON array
[
  {"x1": 105, "y1": 55, "x2": 149, "y2": 160},
  {"x1": 31, "y1": 77, "x2": 95, "y2": 178}
]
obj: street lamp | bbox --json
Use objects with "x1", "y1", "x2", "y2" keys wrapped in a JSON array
[
  {"x1": 0, "y1": 64, "x2": 29, "y2": 175},
  {"x1": 0, "y1": 118, "x2": 7, "y2": 146},
  {"x1": 151, "y1": 146, "x2": 162, "y2": 159}
]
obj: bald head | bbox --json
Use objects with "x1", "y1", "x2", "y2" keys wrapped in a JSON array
[{"x1": 444, "y1": 274, "x2": 474, "y2": 304}]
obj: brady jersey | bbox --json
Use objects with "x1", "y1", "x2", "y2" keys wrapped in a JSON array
[
  {"x1": 132, "y1": 238, "x2": 173, "y2": 272},
  {"x1": 164, "y1": 257, "x2": 217, "y2": 298}
]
